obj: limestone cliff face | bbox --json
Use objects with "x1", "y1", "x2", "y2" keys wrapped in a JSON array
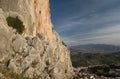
[
  {"x1": 0, "y1": 0, "x2": 53, "y2": 41},
  {"x1": 0, "y1": 0, "x2": 74, "y2": 79}
]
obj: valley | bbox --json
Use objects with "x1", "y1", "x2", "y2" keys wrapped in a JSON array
[{"x1": 70, "y1": 44, "x2": 120, "y2": 78}]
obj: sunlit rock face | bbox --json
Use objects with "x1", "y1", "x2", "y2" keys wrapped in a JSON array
[
  {"x1": 0, "y1": 0, "x2": 52, "y2": 39},
  {"x1": 0, "y1": 0, "x2": 74, "y2": 79}
]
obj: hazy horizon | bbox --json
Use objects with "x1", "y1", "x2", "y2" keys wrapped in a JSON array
[
  {"x1": 50, "y1": 0, "x2": 120, "y2": 46},
  {"x1": 69, "y1": 43, "x2": 120, "y2": 47}
]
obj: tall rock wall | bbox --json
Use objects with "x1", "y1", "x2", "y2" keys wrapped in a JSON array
[
  {"x1": 0, "y1": 0, "x2": 53, "y2": 40},
  {"x1": 0, "y1": 0, "x2": 74, "y2": 79}
]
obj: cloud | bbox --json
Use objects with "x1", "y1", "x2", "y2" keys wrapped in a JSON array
[
  {"x1": 57, "y1": 6, "x2": 120, "y2": 32},
  {"x1": 62, "y1": 24, "x2": 120, "y2": 46},
  {"x1": 51, "y1": 0, "x2": 120, "y2": 46}
]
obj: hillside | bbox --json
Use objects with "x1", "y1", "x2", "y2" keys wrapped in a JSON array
[
  {"x1": 71, "y1": 51, "x2": 120, "y2": 78},
  {"x1": 70, "y1": 44, "x2": 120, "y2": 54},
  {"x1": 71, "y1": 52, "x2": 120, "y2": 67}
]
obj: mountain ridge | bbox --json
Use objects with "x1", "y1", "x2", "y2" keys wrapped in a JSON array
[{"x1": 70, "y1": 44, "x2": 120, "y2": 54}]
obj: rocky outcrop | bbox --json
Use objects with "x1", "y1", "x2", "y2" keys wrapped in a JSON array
[
  {"x1": 74, "y1": 64, "x2": 120, "y2": 79},
  {"x1": 0, "y1": 0, "x2": 74, "y2": 79}
]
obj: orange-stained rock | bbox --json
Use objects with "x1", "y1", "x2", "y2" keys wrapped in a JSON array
[{"x1": 0, "y1": 0, "x2": 74, "y2": 79}]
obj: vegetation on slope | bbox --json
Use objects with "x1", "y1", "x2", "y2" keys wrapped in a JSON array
[
  {"x1": 71, "y1": 52, "x2": 120, "y2": 67},
  {"x1": 0, "y1": 65, "x2": 35, "y2": 79},
  {"x1": 6, "y1": 16, "x2": 25, "y2": 34}
]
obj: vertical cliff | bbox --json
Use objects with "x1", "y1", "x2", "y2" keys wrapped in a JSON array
[{"x1": 0, "y1": 0, "x2": 74, "y2": 79}]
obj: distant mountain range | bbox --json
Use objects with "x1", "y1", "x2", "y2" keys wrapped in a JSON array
[
  {"x1": 70, "y1": 44, "x2": 120, "y2": 67},
  {"x1": 70, "y1": 44, "x2": 120, "y2": 54}
]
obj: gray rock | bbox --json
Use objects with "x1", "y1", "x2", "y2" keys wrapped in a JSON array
[
  {"x1": 37, "y1": 33, "x2": 45, "y2": 40},
  {"x1": 12, "y1": 35, "x2": 27, "y2": 53},
  {"x1": 0, "y1": 0, "x2": 74, "y2": 79},
  {"x1": 8, "y1": 59, "x2": 18, "y2": 73},
  {"x1": 24, "y1": 67, "x2": 35, "y2": 78}
]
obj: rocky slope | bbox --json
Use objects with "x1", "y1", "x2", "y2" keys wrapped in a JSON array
[
  {"x1": 74, "y1": 64, "x2": 120, "y2": 79},
  {"x1": 0, "y1": 0, "x2": 74, "y2": 79}
]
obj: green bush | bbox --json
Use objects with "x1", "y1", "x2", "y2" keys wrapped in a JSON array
[
  {"x1": 73, "y1": 76, "x2": 81, "y2": 79},
  {"x1": 31, "y1": 61, "x2": 39, "y2": 68},
  {"x1": 62, "y1": 41, "x2": 67, "y2": 47},
  {"x1": 10, "y1": 73, "x2": 32, "y2": 79},
  {"x1": 0, "y1": 66, "x2": 32, "y2": 79},
  {"x1": 6, "y1": 16, "x2": 25, "y2": 34}
]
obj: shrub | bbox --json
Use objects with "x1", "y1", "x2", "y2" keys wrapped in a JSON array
[
  {"x1": 31, "y1": 61, "x2": 39, "y2": 68},
  {"x1": 6, "y1": 16, "x2": 25, "y2": 34},
  {"x1": 73, "y1": 76, "x2": 81, "y2": 79},
  {"x1": 0, "y1": 66, "x2": 31, "y2": 79},
  {"x1": 62, "y1": 41, "x2": 67, "y2": 47}
]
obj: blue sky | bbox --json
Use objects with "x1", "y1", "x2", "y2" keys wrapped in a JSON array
[{"x1": 50, "y1": 0, "x2": 120, "y2": 46}]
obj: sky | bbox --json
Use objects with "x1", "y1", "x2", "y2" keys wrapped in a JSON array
[{"x1": 50, "y1": 0, "x2": 120, "y2": 46}]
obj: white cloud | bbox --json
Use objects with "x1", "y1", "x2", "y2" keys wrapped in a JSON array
[
  {"x1": 62, "y1": 24, "x2": 120, "y2": 46},
  {"x1": 57, "y1": 7, "x2": 120, "y2": 33},
  {"x1": 53, "y1": 0, "x2": 120, "y2": 46}
]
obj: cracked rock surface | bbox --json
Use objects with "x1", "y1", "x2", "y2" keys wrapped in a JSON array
[{"x1": 0, "y1": 0, "x2": 74, "y2": 79}]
